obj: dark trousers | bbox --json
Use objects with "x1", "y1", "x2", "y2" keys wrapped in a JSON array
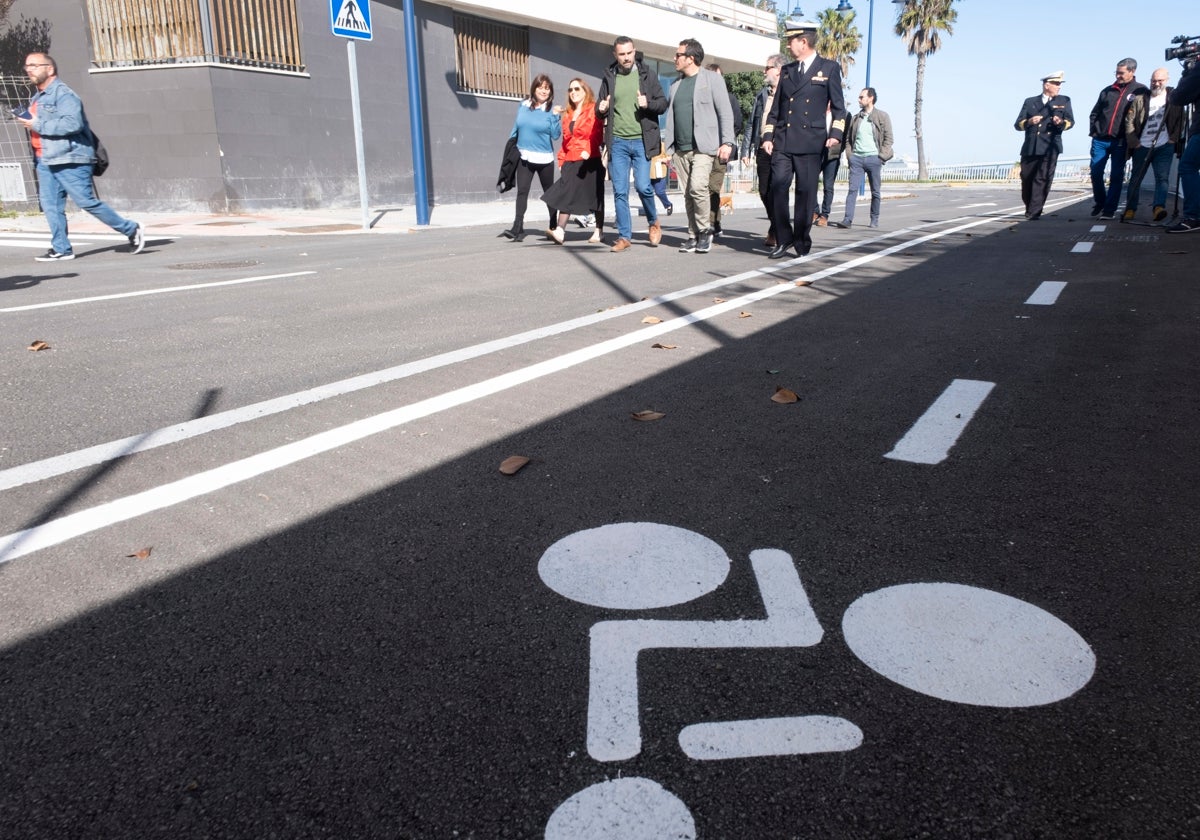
[
  {"x1": 512, "y1": 159, "x2": 554, "y2": 233},
  {"x1": 1020, "y1": 151, "x2": 1059, "y2": 217},
  {"x1": 814, "y1": 155, "x2": 840, "y2": 218},
  {"x1": 769, "y1": 150, "x2": 820, "y2": 254},
  {"x1": 755, "y1": 147, "x2": 776, "y2": 237}
]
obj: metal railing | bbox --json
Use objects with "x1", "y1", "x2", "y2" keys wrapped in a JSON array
[
  {"x1": 0, "y1": 76, "x2": 37, "y2": 209},
  {"x1": 878, "y1": 156, "x2": 1092, "y2": 183}
]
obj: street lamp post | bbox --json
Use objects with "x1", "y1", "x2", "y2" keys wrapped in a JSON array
[{"x1": 834, "y1": 0, "x2": 906, "y2": 89}]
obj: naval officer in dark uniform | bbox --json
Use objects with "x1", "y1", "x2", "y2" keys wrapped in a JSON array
[
  {"x1": 761, "y1": 18, "x2": 846, "y2": 259},
  {"x1": 1014, "y1": 70, "x2": 1074, "y2": 220}
]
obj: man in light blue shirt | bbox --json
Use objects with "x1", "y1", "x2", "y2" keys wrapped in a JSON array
[{"x1": 835, "y1": 87, "x2": 893, "y2": 229}]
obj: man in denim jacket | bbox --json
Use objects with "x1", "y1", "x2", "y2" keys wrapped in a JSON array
[{"x1": 16, "y1": 53, "x2": 143, "y2": 261}]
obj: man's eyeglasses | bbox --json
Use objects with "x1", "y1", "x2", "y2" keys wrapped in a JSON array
[
  {"x1": 675, "y1": 52, "x2": 688, "y2": 58},
  {"x1": 24, "y1": 63, "x2": 50, "y2": 68}
]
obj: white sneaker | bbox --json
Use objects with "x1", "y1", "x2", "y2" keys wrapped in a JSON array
[
  {"x1": 588, "y1": 229, "x2": 602, "y2": 243},
  {"x1": 548, "y1": 227, "x2": 565, "y2": 245}
]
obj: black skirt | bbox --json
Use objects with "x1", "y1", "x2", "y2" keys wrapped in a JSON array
[{"x1": 543, "y1": 158, "x2": 606, "y2": 217}]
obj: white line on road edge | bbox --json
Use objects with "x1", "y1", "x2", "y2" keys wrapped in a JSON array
[
  {"x1": 1025, "y1": 281, "x2": 1067, "y2": 305},
  {"x1": 0, "y1": 215, "x2": 1020, "y2": 563},
  {"x1": 1071, "y1": 242, "x2": 1094, "y2": 254},
  {"x1": 0, "y1": 271, "x2": 316, "y2": 313},
  {"x1": 884, "y1": 379, "x2": 996, "y2": 465}
]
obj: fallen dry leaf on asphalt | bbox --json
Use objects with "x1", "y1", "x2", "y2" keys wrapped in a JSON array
[
  {"x1": 499, "y1": 455, "x2": 531, "y2": 475},
  {"x1": 771, "y1": 387, "x2": 800, "y2": 404},
  {"x1": 28, "y1": 340, "x2": 50, "y2": 351},
  {"x1": 795, "y1": 279, "x2": 812, "y2": 287},
  {"x1": 713, "y1": 298, "x2": 726, "y2": 303},
  {"x1": 125, "y1": 547, "x2": 153, "y2": 560},
  {"x1": 631, "y1": 410, "x2": 665, "y2": 421},
  {"x1": 738, "y1": 311, "x2": 752, "y2": 318},
  {"x1": 641, "y1": 316, "x2": 663, "y2": 325},
  {"x1": 651, "y1": 343, "x2": 677, "y2": 350}
]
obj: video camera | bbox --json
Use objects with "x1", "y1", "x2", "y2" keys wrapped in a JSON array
[{"x1": 1165, "y1": 35, "x2": 1199, "y2": 70}]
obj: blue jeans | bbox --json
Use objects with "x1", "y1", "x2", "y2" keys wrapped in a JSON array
[
  {"x1": 608, "y1": 136, "x2": 656, "y2": 240},
  {"x1": 1126, "y1": 144, "x2": 1174, "y2": 212},
  {"x1": 844, "y1": 154, "x2": 882, "y2": 224},
  {"x1": 37, "y1": 159, "x2": 135, "y2": 255},
  {"x1": 651, "y1": 176, "x2": 672, "y2": 210},
  {"x1": 1178, "y1": 133, "x2": 1200, "y2": 221},
  {"x1": 1089, "y1": 137, "x2": 1127, "y2": 214}
]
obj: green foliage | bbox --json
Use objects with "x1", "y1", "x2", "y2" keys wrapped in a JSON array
[
  {"x1": 816, "y1": 7, "x2": 862, "y2": 86},
  {"x1": 724, "y1": 70, "x2": 763, "y2": 137},
  {"x1": 894, "y1": 0, "x2": 958, "y2": 57},
  {"x1": 0, "y1": 1, "x2": 51, "y2": 77}
]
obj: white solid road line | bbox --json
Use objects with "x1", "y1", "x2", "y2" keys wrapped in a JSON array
[
  {"x1": 0, "y1": 271, "x2": 316, "y2": 313},
  {"x1": 0, "y1": 213, "x2": 1012, "y2": 493},
  {"x1": 0, "y1": 209, "x2": 1038, "y2": 562},
  {"x1": 1026, "y1": 281, "x2": 1067, "y2": 306},
  {"x1": 884, "y1": 379, "x2": 996, "y2": 465},
  {"x1": 1071, "y1": 242, "x2": 1094, "y2": 253}
]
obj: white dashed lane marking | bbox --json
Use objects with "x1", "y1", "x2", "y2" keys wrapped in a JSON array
[{"x1": 884, "y1": 379, "x2": 996, "y2": 465}]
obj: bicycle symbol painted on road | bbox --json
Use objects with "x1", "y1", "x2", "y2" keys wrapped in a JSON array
[{"x1": 539, "y1": 522, "x2": 1096, "y2": 838}]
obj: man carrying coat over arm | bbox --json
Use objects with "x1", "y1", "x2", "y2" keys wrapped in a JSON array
[
  {"x1": 761, "y1": 19, "x2": 846, "y2": 260},
  {"x1": 1014, "y1": 70, "x2": 1074, "y2": 220}
]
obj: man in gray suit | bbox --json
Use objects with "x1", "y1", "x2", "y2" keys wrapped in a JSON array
[{"x1": 664, "y1": 38, "x2": 735, "y2": 254}]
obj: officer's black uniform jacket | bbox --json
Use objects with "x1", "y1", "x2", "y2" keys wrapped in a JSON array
[
  {"x1": 762, "y1": 55, "x2": 846, "y2": 154},
  {"x1": 1015, "y1": 94, "x2": 1074, "y2": 157}
]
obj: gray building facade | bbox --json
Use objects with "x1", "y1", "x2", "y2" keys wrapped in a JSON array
[{"x1": 0, "y1": 0, "x2": 776, "y2": 214}]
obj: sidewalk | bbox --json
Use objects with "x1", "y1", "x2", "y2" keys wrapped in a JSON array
[{"x1": 0, "y1": 186, "x2": 931, "y2": 238}]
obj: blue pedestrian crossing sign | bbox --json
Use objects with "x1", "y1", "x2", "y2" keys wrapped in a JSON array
[{"x1": 331, "y1": 0, "x2": 372, "y2": 40}]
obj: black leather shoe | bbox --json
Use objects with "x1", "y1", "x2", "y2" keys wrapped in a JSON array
[{"x1": 768, "y1": 243, "x2": 793, "y2": 259}]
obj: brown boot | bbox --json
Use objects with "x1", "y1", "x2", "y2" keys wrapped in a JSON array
[{"x1": 648, "y1": 222, "x2": 662, "y2": 246}]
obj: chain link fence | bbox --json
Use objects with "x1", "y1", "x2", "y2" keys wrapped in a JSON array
[{"x1": 1, "y1": 74, "x2": 38, "y2": 212}]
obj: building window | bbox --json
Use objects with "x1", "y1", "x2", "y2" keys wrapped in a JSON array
[
  {"x1": 454, "y1": 13, "x2": 528, "y2": 98},
  {"x1": 86, "y1": 0, "x2": 305, "y2": 73}
]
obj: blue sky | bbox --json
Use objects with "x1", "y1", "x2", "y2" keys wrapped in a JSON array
[{"x1": 814, "y1": 0, "x2": 1197, "y2": 165}]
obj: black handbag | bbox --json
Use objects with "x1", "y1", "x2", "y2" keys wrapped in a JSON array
[{"x1": 90, "y1": 129, "x2": 109, "y2": 176}]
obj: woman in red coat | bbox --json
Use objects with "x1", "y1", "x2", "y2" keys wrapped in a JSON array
[{"x1": 544, "y1": 78, "x2": 606, "y2": 245}]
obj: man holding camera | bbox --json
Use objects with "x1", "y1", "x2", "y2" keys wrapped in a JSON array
[
  {"x1": 1165, "y1": 58, "x2": 1200, "y2": 234},
  {"x1": 1014, "y1": 71, "x2": 1073, "y2": 221}
]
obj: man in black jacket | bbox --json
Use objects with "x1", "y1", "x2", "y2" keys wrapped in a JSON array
[
  {"x1": 761, "y1": 20, "x2": 846, "y2": 260},
  {"x1": 596, "y1": 37, "x2": 668, "y2": 252},
  {"x1": 1088, "y1": 58, "x2": 1147, "y2": 219},
  {"x1": 742, "y1": 54, "x2": 785, "y2": 246},
  {"x1": 1165, "y1": 60, "x2": 1200, "y2": 233},
  {"x1": 1014, "y1": 70, "x2": 1074, "y2": 220}
]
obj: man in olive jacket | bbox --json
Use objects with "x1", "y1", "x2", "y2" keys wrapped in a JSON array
[
  {"x1": 836, "y1": 87, "x2": 894, "y2": 229},
  {"x1": 596, "y1": 36, "x2": 668, "y2": 252}
]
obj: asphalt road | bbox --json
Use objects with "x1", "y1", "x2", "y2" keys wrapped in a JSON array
[{"x1": 1, "y1": 186, "x2": 1197, "y2": 838}]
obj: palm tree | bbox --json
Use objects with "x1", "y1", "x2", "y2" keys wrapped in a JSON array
[
  {"x1": 894, "y1": 0, "x2": 958, "y2": 179},
  {"x1": 815, "y1": 7, "x2": 861, "y2": 88}
]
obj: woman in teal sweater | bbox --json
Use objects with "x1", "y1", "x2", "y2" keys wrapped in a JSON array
[{"x1": 503, "y1": 75, "x2": 563, "y2": 241}]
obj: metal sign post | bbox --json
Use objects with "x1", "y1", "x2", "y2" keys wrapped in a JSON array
[{"x1": 331, "y1": 0, "x2": 372, "y2": 230}]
